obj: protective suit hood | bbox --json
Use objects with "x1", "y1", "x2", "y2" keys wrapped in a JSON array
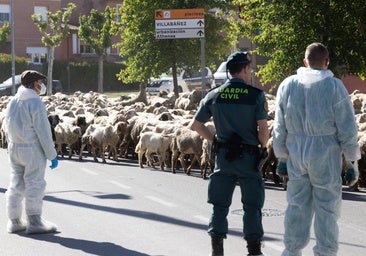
[
  {"x1": 15, "y1": 85, "x2": 40, "y2": 101},
  {"x1": 297, "y1": 67, "x2": 334, "y2": 87}
]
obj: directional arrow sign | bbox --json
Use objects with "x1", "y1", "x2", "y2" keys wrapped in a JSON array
[
  {"x1": 155, "y1": 8, "x2": 205, "y2": 40},
  {"x1": 155, "y1": 28, "x2": 205, "y2": 39},
  {"x1": 155, "y1": 19, "x2": 204, "y2": 30}
]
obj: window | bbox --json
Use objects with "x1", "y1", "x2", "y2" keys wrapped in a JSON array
[
  {"x1": 0, "y1": 4, "x2": 10, "y2": 23},
  {"x1": 34, "y1": 6, "x2": 47, "y2": 22},
  {"x1": 116, "y1": 4, "x2": 122, "y2": 22},
  {"x1": 26, "y1": 47, "x2": 47, "y2": 64},
  {"x1": 79, "y1": 41, "x2": 95, "y2": 54}
]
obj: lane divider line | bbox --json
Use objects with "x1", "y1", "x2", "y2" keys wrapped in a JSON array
[
  {"x1": 109, "y1": 180, "x2": 132, "y2": 190},
  {"x1": 80, "y1": 167, "x2": 98, "y2": 176},
  {"x1": 145, "y1": 195, "x2": 177, "y2": 208},
  {"x1": 194, "y1": 214, "x2": 209, "y2": 222}
]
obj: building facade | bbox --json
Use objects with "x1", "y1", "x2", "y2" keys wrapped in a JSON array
[{"x1": 0, "y1": 0, "x2": 122, "y2": 65}]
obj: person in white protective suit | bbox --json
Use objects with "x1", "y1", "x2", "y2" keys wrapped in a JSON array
[
  {"x1": 4, "y1": 70, "x2": 59, "y2": 234},
  {"x1": 272, "y1": 42, "x2": 361, "y2": 256}
]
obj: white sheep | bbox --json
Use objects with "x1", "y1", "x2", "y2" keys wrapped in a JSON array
[
  {"x1": 200, "y1": 121, "x2": 216, "y2": 179},
  {"x1": 135, "y1": 131, "x2": 173, "y2": 171},
  {"x1": 79, "y1": 122, "x2": 126, "y2": 163},
  {"x1": 171, "y1": 127, "x2": 203, "y2": 175},
  {"x1": 54, "y1": 122, "x2": 82, "y2": 159}
]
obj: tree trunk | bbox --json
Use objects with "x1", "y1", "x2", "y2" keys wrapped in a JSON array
[
  {"x1": 47, "y1": 46, "x2": 55, "y2": 95},
  {"x1": 98, "y1": 54, "x2": 104, "y2": 93},
  {"x1": 120, "y1": 82, "x2": 148, "y2": 106}
]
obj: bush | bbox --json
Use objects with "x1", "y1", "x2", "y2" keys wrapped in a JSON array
[
  {"x1": 0, "y1": 54, "x2": 28, "y2": 81},
  {"x1": 0, "y1": 53, "x2": 139, "y2": 93},
  {"x1": 51, "y1": 60, "x2": 139, "y2": 93}
]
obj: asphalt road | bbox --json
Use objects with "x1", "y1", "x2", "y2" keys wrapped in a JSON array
[{"x1": 0, "y1": 148, "x2": 365, "y2": 256}]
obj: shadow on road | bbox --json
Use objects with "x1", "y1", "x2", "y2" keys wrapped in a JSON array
[
  {"x1": 18, "y1": 233, "x2": 150, "y2": 256},
  {"x1": 341, "y1": 190, "x2": 366, "y2": 202}
]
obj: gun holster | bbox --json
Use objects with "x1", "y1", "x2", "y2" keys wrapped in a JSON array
[
  {"x1": 210, "y1": 135, "x2": 218, "y2": 161},
  {"x1": 222, "y1": 133, "x2": 248, "y2": 162}
]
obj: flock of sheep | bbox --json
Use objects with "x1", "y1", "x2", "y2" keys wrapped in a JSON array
[{"x1": 0, "y1": 88, "x2": 365, "y2": 189}]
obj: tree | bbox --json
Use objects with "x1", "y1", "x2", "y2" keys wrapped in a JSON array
[
  {"x1": 118, "y1": 0, "x2": 238, "y2": 99},
  {"x1": 234, "y1": 0, "x2": 366, "y2": 90},
  {"x1": 0, "y1": 23, "x2": 11, "y2": 46},
  {"x1": 32, "y1": 3, "x2": 76, "y2": 95},
  {"x1": 79, "y1": 6, "x2": 120, "y2": 93}
]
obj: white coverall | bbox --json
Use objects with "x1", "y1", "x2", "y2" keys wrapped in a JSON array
[
  {"x1": 4, "y1": 85, "x2": 57, "y2": 220},
  {"x1": 273, "y1": 67, "x2": 360, "y2": 256}
]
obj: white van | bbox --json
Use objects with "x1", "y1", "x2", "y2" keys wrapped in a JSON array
[
  {"x1": 213, "y1": 61, "x2": 230, "y2": 86},
  {"x1": 146, "y1": 75, "x2": 189, "y2": 94}
]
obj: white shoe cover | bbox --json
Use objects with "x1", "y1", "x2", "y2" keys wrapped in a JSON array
[
  {"x1": 26, "y1": 215, "x2": 57, "y2": 234},
  {"x1": 7, "y1": 219, "x2": 27, "y2": 233}
]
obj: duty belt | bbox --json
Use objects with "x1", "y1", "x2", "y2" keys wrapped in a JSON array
[{"x1": 217, "y1": 142, "x2": 260, "y2": 155}]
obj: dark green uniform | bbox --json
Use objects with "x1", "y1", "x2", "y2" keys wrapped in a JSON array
[{"x1": 194, "y1": 77, "x2": 268, "y2": 241}]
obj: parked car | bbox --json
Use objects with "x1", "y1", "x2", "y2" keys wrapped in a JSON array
[
  {"x1": 0, "y1": 75, "x2": 63, "y2": 96},
  {"x1": 146, "y1": 76, "x2": 189, "y2": 94},
  {"x1": 182, "y1": 67, "x2": 214, "y2": 90},
  {"x1": 213, "y1": 61, "x2": 230, "y2": 86}
]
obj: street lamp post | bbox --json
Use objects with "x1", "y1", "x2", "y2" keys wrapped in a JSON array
[{"x1": 10, "y1": 0, "x2": 16, "y2": 95}]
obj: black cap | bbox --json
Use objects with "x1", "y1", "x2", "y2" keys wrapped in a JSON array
[
  {"x1": 21, "y1": 70, "x2": 46, "y2": 86},
  {"x1": 226, "y1": 51, "x2": 251, "y2": 70}
]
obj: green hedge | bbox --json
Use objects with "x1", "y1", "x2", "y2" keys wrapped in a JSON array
[
  {"x1": 0, "y1": 53, "x2": 139, "y2": 93},
  {"x1": 49, "y1": 60, "x2": 139, "y2": 93},
  {"x1": 0, "y1": 54, "x2": 28, "y2": 80}
]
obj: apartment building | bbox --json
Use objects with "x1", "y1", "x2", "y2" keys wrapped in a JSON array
[{"x1": 0, "y1": 0, "x2": 122, "y2": 64}]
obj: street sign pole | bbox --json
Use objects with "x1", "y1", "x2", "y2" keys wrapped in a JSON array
[
  {"x1": 10, "y1": 0, "x2": 16, "y2": 95},
  {"x1": 200, "y1": 38, "x2": 206, "y2": 94}
]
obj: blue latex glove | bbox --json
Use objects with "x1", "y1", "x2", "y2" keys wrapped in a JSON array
[
  {"x1": 276, "y1": 160, "x2": 288, "y2": 178},
  {"x1": 345, "y1": 161, "x2": 359, "y2": 187},
  {"x1": 49, "y1": 157, "x2": 58, "y2": 170}
]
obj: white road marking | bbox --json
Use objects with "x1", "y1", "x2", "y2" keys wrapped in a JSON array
[
  {"x1": 80, "y1": 167, "x2": 98, "y2": 176},
  {"x1": 194, "y1": 215, "x2": 209, "y2": 223},
  {"x1": 109, "y1": 180, "x2": 131, "y2": 190},
  {"x1": 145, "y1": 196, "x2": 177, "y2": 208},
  {"x1": 263, "y1": 241, "x2": 284, "y2": 252}
]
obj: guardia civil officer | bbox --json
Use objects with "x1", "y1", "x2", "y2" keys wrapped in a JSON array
[{"x1": 190, "y1": 52, "x2": 269, "y2": 256}]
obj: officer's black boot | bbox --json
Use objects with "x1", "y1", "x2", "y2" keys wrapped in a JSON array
[
  {"x1": 210, "y1": 236, "x2": 224, "y2": 256},
  {"x1": 246, "y1": 238, "x2": 263, "y2": 256}
]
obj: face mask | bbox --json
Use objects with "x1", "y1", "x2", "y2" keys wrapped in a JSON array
[{"x1": 39, "y1": 83, "x2": 47, "y2": 95}]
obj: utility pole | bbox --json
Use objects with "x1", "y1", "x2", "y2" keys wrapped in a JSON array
[{"x1": 10, "y1": 0, "x2": 16, "y2": 95}]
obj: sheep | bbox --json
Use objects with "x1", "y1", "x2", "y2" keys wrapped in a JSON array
[
  {"x1": 201, "y1": 139, "x2": 214, "y2": 179},
  {"x1": 200, "y1": 121, "x2": 216, "y2": 179},
  {"x1": 48, "y1": 114, "x2": 62, "y2": 142},
  {"x1": 135, "y1": 131, "x2": 173, "y2": 171},
  {"x1": 356, "y1": 133, "x2": 366, "y2": 188},
  {"x1": 54, "y1": 122, "x2": 82, "y2": 159},
  {"x1": 171, "y1": 127, "x2": 203, "y2": 175},
  {"x1": 108, "y1": 121, "x2": 128, "y2": 160},
  {"x1": 0, "y1": 111, "x2": 8, "y2": 149},
  {"x1": 119, "y1": 114, "x2": 154, "y2": 159},
  {"x1": 79, "y1": 122, "x2": 127, "y2": 163},
  {"x1": 261, "y1": 137, "x2": 286, "y2": 189}
]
